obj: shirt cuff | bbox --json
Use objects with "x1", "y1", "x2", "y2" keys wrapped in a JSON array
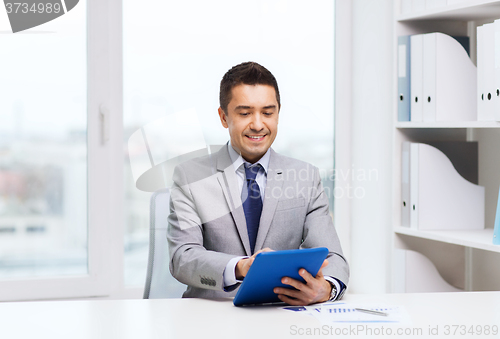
[
  {"x1": 223, "y1": 256, "x2": 248, "y2": 288},
  {"x1": 324, "y1": 276, "x2": 344, "y2": 301}
]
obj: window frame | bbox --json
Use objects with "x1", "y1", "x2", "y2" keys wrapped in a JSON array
[{"x1": 0, "y1": 0, "x2": 124, "y2": 301}]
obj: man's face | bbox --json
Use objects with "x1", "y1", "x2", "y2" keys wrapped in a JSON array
[{"x1": 218, "y1": 84, "x2": 279, "y2": 163}]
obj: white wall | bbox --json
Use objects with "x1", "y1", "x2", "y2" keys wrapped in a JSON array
[
  {"x1": 348, "y1": 0, "x2": 394, "y2": 294},
  {"x1": 334, "y1": 0, "x2": 353, "y2": 274}
]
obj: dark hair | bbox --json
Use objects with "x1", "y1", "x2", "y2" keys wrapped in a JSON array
[{"x1": 219, "y1": 61, "x2": 281, "y2": 114}]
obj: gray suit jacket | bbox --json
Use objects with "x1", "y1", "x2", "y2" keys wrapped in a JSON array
[{"x1": 167, "y1": 145, "x2": 349, "y2": 299}]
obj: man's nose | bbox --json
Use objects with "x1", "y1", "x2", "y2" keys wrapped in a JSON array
[{"x1": 250, "y1": 113, "x2": 264, "y2": 131}]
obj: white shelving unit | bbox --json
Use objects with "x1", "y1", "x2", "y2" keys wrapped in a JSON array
[
  {"x1": 396, "y1": 121, "x2": 500, "y2": 128},
  {"x1": 394, "y1": 227, "x2": 499, "y2": 253},
  {"x1": 392, "y1": 0, "x2": 500, "y2": 293},
  {"x1": 398, "y1": 0, "x2": 500, "y2": 21}
]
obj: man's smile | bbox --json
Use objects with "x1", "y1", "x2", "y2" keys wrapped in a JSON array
[{"x1": 246, "y1": 135, "x2": 266, "y2": 141}]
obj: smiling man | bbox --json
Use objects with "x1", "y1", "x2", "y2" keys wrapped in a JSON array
[
  {"x1": 218, "y1": 83, "x2": 278, "y2": 164},
  {"x1": 167, "y1": 62, "x2": 349, "y2": 305}
]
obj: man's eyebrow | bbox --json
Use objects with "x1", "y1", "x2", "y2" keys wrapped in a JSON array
[
  {"x1": 234, "y1": 104, "x2": 277, "y2": 110},
  {"x1": 234, "y1": 105, "x2": 253, "y2": 110}
]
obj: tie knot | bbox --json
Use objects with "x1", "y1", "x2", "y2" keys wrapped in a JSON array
[{"x1": 244, "y1": 164, "x2": 261, "y2": 181}]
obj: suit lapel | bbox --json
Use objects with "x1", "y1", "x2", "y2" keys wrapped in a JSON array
[
  {"x1": 215, "y1": 146, "x2": 252, "y2": 256},
  {"x1": 254, "y1": 149, "x2": 283, "y2": 252}
]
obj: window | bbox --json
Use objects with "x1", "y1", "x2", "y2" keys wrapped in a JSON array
[
  {"x1": 0, "y1": 0, "x2": 120, "y2": 301},
  {"x1": 0, "y1": 2, "x2": 87, "y2": 280},
  {"x1": 0, "y1": 0, "x2": 335, "y2": 300},
  {"x1": 123, "y1": 0, "x2": 335, "y2": 296}
]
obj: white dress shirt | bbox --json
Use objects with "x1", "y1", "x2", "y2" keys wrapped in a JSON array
[{"x1": 223, "y1": 142, "x2": 270, "y2": 288}]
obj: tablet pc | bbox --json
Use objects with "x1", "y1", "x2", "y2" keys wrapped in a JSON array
[{"x1": 233, "y1": 247, "x2": 328, "y2": 306}]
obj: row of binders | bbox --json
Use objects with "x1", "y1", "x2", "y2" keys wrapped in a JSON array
[
  {"x1": 400, "y1": 0, "x2": 468, "y2": 15},
  {"x1": 477, "y1": 20, "x2": 500, "y2": 121},
  {"x1": 398, "y1": 32, "x2": 477, "y2": 122},
  {"x1": 401, "y1": 141, "x2": 485, "y2": 230}
]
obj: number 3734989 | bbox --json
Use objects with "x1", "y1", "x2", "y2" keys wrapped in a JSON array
[
  {"x1": 5, "y1": 3, "x2": 62, "y2": 14},
  {"x1": 443, "y1": 325, "x2": 498, "y2": 336}
]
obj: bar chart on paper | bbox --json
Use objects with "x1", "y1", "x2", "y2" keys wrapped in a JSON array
[{"x1": 283, "y1": 303, "x2": 411, "y2": 324}]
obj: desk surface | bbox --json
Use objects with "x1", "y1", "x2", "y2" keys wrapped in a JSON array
[{"x1": 1, "y1": 291, "x2": 499, "y2": 339}]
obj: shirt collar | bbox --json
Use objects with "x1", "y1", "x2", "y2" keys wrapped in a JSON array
[{"x1": 227, "y1": 141, "x2": 270, "y2": 174}]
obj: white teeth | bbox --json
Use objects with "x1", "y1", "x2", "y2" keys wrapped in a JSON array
[{"x1": 248, "y1": 136, "x2": 263, "y2": 139}]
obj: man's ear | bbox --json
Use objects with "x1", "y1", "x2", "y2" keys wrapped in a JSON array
[{"x1": 218, "y1": 107, "x2": 228, "y2": 128}]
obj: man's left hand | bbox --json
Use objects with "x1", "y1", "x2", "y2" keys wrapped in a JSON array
[{"x1": 273, "y1": 259, "x2": 331, "y2": 306}]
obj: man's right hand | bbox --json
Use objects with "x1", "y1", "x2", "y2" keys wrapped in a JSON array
[{"x1": 235, "y1": 248, "x2": 274, "y2": 280}]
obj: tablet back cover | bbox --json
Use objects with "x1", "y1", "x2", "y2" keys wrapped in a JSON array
[{"x1": 233, "y1": 247, "x2": 328, "y2": 306}]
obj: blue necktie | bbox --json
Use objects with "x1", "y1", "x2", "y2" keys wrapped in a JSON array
[{"x1": 242, "y1": 164, "x2": 263, "y2": 254}]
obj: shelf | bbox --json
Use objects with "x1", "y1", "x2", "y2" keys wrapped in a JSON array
[
  {"x1": 394, "y1": 226, "x2": 500, "y2": 253},
  {"x1": 395, "y1": 121, "x2": 500, "y2": 128},
  {"x1": 397, "y1": 0, "x2": 500, "y2": 22},
  {"x1": 393, "y1": 0, "x2": 500, "y2": 293}
]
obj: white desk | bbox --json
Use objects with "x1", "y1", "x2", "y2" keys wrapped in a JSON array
[{"x1": 1, "y1": 292, "x2": 499, "y2": 339}]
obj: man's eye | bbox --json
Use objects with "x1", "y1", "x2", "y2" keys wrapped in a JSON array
[
  {"x1": 240, "y1": 112, "x2": 250, "y2": 116},
  {"x1": 263, "y1": 112, "x2": 273, "y2": 116}
]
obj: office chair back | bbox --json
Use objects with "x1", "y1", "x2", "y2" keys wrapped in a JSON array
[{"x1": 143, "y1": 188, "x2": 185, "y2": 298}]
